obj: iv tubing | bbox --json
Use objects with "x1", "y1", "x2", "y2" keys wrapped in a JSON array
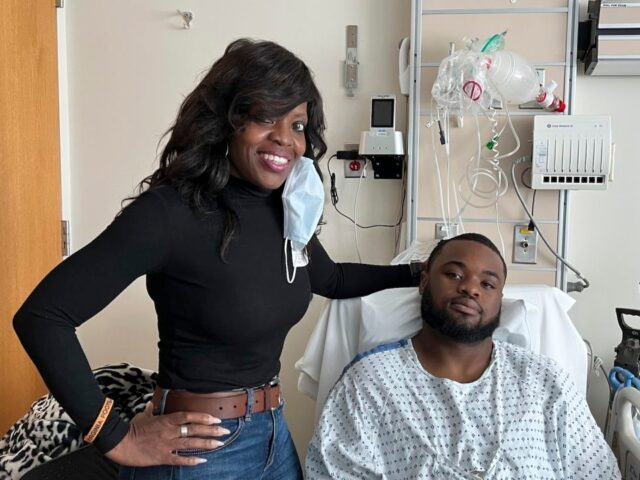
[
  {"x1": 353, "y1": 158, "x2": 368, "y2": 263},
  {"x1": 510, "y1": 158, "x2": 590, "y2": 289},
  {"x1": 429, "y1": 99, "x2": 452, "y2": 232},
  {"x1": 495, "y1": 202, "x2": 506, "y2": 259}
]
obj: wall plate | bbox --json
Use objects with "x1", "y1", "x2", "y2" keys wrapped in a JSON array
[
  {"x1": 342, "y1": 143, "x2": 366, "y2": 178},
  {"x1": 435, "y1": 222, "x2": 458, "y2": 240},
  {"x1": 344, "y1": 159, "x2": 366, "y2": 178},
  {"x1": 513, "y1": 225, "x2": 538, "y2": 264}
]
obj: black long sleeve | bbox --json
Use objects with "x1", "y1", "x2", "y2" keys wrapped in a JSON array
[
  {"x1": 307, "y1": 236, "x2": 414, "y2": 298},
  {"x1": 13, "y1": 189, "x2": 170, "y2": 452},
  {"x1": 13, "y1": 179, "x2": 414, "y2": 451}
]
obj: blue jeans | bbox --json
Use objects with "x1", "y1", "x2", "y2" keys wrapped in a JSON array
[{"x1": 118, "y1": 403, "x2": 302, "y2": 479}]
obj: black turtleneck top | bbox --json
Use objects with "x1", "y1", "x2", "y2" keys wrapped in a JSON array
[{"x1": 13, "y1": 177, "x2": 415, "y2": 452}]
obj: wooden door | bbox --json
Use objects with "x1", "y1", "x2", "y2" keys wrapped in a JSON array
[{"x1": 0, "y1": 0, "x2": 62, "y2": 434}]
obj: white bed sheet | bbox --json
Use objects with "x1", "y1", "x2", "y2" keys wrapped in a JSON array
[{"x1": 296, "y1": 284, "x2": 587, "y2": 420}]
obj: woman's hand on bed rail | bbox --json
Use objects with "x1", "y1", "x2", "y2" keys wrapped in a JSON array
[{"x1": 105, "y1": 402, "x2": 227, "y2": 466}]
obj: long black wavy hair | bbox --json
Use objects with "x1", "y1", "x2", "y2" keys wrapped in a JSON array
[{"x1": 132, "y1": 38, "x2": 327, "y2": 258}]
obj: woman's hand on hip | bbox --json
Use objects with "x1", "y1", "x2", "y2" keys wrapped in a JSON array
[{"x1": 104, "y1": 402, "x2": 228, "y2": 466}]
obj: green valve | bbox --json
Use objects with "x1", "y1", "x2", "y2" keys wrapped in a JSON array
[
  {"x1": 486, "y1": 136, "x2": 499, "y2": 150},
  {"x1": 481, "y1": 31, "x2": 507, "y2": 53}
]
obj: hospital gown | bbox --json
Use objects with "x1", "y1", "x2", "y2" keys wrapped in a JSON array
[{"x1": 306, "y1": 339, "x2": 620, "y2": 479}]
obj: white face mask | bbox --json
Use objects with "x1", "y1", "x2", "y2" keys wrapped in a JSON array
[{"x1": 282, "y1": 156, "x2": 324, "y2": 284}]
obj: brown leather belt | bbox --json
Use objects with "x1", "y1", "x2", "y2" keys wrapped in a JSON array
[{"x1": 151, "y1": 384, "x2": 281, "y2": 420}]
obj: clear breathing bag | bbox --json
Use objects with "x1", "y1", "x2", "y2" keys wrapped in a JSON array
[
  {"x1": 431, "y1": 31, "x2": 565, "y2": 113},
  {"x1": 431, "y1": 48, "x2": 495, "y2": 115}
]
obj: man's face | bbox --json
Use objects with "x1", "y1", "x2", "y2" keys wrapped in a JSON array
[{"x1": 419, "y1": 240, "x2": 505, "y2": 343}]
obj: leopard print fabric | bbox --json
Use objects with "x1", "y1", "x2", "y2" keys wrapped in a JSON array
[{"x1": 0, "y1": 363, "x2": 157, "y2": 479}]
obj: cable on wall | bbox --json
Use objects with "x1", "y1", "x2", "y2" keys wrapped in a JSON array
[
  {"x1": 326, "y1": 155, "x2": 405, "y2": 229},
  {"x1": 511, "y1": 157, "x2": 589, "y2": 291}
]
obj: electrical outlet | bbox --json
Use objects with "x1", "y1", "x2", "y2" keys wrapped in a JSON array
[
  {"x1": 343, "y1": 143, "x2": 365, "y2": 178},
  {"x1": 513, "y1": 225, "x2": 538, "y2": 264},
  {"x1": 435, "y1": 223, "x2": 459, "y2": 240},
  {"x1": 344, "y1": 159, "x2": 366, "y2": 178}
]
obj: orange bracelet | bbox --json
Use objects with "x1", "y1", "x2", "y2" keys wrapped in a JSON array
[{"x1": 83, "y1": 397, "x2": 114, "y2": 443}]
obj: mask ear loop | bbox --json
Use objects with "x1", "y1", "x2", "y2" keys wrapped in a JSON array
[{"x1": 284, "y1": 239, "x2": 297, "y2": 284}]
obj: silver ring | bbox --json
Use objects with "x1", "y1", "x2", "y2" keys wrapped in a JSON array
[{"x1": 180, "y1": 424, "x2": 189, "y2": 438}]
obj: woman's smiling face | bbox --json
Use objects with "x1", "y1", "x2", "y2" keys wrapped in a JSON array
[{"x1": 228, "y1": 102, "x2": 308, "y2": 190}]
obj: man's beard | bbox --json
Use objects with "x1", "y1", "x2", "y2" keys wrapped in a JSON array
[{"x1": 421, "y1": 287, "x2": 500, "y2": 344}]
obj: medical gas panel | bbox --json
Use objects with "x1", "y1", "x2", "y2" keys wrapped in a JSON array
[
  {"x1": 532, "y1": 115, "x2": 612, "y2": 190},
  {"x1": 409, "y1": 0, "x2": 577, "y2": 286}
]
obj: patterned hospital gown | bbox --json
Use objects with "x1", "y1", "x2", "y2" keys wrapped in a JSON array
[{"x1": 306, "y1": 340, "x2": 620, "y2": 480}]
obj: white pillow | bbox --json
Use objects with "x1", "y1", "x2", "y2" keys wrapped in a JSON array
[
  {"x1": 358, "y1": 287, "x2": 529, "y2": 353},
  {"x1": 296, "y1": 283, "x2": 586, "y2": 416}
]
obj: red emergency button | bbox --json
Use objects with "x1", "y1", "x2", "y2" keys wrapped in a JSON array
[{"x1": 349, "y1": 161, "x2": 361, "y2": 172}]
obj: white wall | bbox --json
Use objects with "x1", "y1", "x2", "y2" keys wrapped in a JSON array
[
  {"x1": 571, "y1": 2, "x2": 640, "y2": 428},
  {"x1": 63, "y1": 0, "x2": 410, "y2": 459},
  {"x1": 571, "y1": 72, "x2": 640, "y2": 427}
]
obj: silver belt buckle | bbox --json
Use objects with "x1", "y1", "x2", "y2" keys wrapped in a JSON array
[{"x1": 265, "y1": 377, "x2": 280, "y2": 410}]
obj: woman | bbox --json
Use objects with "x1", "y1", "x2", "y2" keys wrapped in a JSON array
[{"x1": 13, "y1": 38, "x2": 420, "y2": 479}]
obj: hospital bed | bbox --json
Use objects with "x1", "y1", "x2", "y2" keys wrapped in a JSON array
[
  {"x1": 607, "y1": 386, "x2": 640, "y2": 479},
  {"x1": 296, "y1": 283, "x2": 588, "y2": 420}
]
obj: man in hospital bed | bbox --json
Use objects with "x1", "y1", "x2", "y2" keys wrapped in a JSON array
[{"x1": 306, "y1": 233, "x2": 620, "y2": 479}]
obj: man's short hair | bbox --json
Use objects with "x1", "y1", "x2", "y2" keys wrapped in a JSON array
[{"x1": 425, "y1": 233, "x2": 507, "y2": 278}]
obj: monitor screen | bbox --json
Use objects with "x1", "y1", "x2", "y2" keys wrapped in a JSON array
[{"x1": 371, "y1": 98, "x2": 395, "y2": 128}]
